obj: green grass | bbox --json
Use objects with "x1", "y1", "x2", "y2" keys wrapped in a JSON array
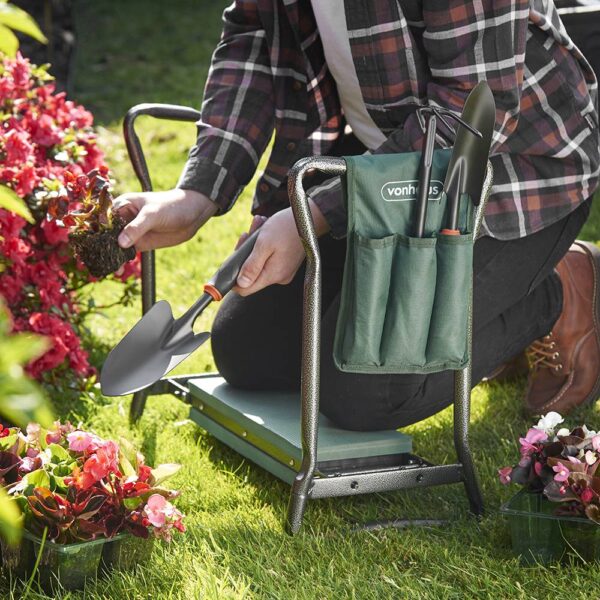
[{"x1": 2, "y1": 1, "x2": 600, "y2": 598}]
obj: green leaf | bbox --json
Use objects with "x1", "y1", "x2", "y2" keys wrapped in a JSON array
[
  {"x1": 20, "y1": 468, "x2": 50, "y2": 497},
  {"x1": 118, "y1": 436, "x2": 140, "y2": 470},
  {"x1": 47, "y1": 443, "x2": 70, "y2": 462},
  {"x1": 150, "y1": 463, "x2": 181, "y2": 486},
  {"x1": 0, "y1": 332, "x2": 49, "y2": 366},
  {"x1": 0, "y1": 432, "x2": 17, "y2": 451},
  {"x1": 119, "y1": 453, "x2": 136, "y2": 478},
  {"x1": 0, "y1": 184, "x2": 34, "y2": 223},
  {"x1": 0, "y1": 3, "x2": 47, "y2": 43},
  {"x1": 123, "y1": 497, "x2": 142, "y2": 510},
  {"x1": 0, "y1": 23, "x2": 17, "y2": 57},
  {"x1": 0, "y1": 372, "x2": 53, "y2": 429},
  {"x1": 0, "y1": 487, "x2": 22, "y2": 546}
]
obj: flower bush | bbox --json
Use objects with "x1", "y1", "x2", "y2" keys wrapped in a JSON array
[
  {"x1": 0, "y1": 53, "x2": 139, "y2": 387},
  {"x1": 499, "y1": 412, "x2": 600, "y2": 523},
  {"x1": 0, "y1": 421, "x2": 185, "y2": 543}
]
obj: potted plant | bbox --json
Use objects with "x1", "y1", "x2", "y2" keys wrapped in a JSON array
[
  {"x1": 52, "y1": 167, "x2": 137, "y2": 278},
  {"x1": 498, "y1": 412, "x2": 600, "y2": 564},
  {"x1": 0, "y1": 421, "x2": 185, "y2": 591}
]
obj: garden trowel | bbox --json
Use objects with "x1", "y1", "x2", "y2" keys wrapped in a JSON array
[
  {"x1": 100, "y1": 230, "x2": 259, "y2": 396},
  {"x1": 441, "y1": 81, "x2": 496, "y2": 233}
]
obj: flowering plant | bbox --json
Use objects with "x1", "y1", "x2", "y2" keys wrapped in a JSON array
[
  {"x1": 0, "y1": 421, "x2": 185, "y2": 543},
  {"x1": 499, "y1": 412, "x2": 600, "y2": 523},
  {"x1": 0, "y1": 53, "x2": 140, "y2": 386}
]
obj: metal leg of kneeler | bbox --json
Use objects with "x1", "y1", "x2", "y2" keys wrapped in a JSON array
[
  {"x1": 129, "y1": 249, "x2": 156, "y2": 424},
  {"x1": 451, "y1": 165, "x2": 494, "y2": 518},
  {"x1": 286, "y1": 157, "x2": 346, "y2": 534},
  {"x1": 123, "y1": 104, "x2": 201, "y2": 423},
  {"x1": 454, "y1": 367, "x2": 484, "y2": 516},
  {"x1": 453, "y1": 262, "x2": 484, "y2": 515}
]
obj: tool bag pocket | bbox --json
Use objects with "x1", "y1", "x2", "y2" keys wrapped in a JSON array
[
  {"x1": 333, "y1": 151, "x2": 476, "y2": 375},
  {"x1": 340, "y1": 233, "x2": 395, "y2": 366},
  {"x1": 379, "y1": 233, "x2": 437, "y2": 369},
  {"x1": 425, "y1": 232, "x2": 473, "y2": 368}
]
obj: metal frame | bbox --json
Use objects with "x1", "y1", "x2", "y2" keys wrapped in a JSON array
[{"x1": 122, "y1": 103, "x2": 490, "y2": 534}]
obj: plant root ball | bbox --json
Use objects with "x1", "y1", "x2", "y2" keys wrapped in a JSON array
[{"x1": 70, "y1": 216, "x2": 136, "y2": 278}]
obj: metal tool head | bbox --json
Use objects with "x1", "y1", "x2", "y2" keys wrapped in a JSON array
[
  {"x1": 443, "y1": 82, "x2": 496, "y2": 206},
  {"x1": 100, "y1": 300, "x2": 210, "y2": 396}
]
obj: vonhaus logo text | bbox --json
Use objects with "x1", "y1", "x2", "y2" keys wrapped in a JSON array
[{"x1": 381, "y1": 180, "x2": 443, "y2": 202}]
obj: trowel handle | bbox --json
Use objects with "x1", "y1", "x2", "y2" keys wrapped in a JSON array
[{"x1": 204, "y1": 229, "x2": 260, "y2": 301}]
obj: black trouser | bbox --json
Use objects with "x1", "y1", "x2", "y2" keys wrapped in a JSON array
[{"x1": 212, "y1": 198, "x2": 591, "y2": 431}]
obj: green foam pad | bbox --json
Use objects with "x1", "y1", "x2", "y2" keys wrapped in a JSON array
[{"x1": 188, "y1": 375, "x2": 412, "y2": 465}]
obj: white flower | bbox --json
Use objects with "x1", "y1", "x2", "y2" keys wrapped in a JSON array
[
  {"x1": 556, "y1": 428, "x2": 570, "y2": 438},
  {"x1": 582, "y1": 424, "x2": 598, "y2": 439},
  {"x1": 534, "y1": 412, "x2": 564, "y2": 434},
  {"x1": 585, "y1": 450, "x2": 597, "y2": 466}
]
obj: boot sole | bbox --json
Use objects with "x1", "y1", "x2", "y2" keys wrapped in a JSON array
[{"x1": 572, "y1": 240, "x2": 600, "y2": 410}]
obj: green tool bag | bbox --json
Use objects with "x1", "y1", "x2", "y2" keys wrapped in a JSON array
[{"x1": 333, "y1": 149, "x2": 478, "y2": 375}]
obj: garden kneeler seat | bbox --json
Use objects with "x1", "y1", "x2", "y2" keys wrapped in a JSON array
[
  {"x1": 187, "y1": 375, "x2": 412, "y2": 485},
  {"x1": 121, "y1": 99, "x2": 492, "y2": 534}
]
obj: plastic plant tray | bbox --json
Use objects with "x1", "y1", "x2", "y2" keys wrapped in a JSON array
[
  {"x1": 500, "y1": 489, "x2": 600, "y2": 564},
  {"x1": 1, "y1": 530, "x2": 152, "y2": 591}
]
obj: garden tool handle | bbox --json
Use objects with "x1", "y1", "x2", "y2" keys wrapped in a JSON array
[
  {"x1": 172, "y1": 230, "x2": 261, "y2": 336},
  {"x1": 204, "y1": 229, "x2": 260, "y2": 301}
]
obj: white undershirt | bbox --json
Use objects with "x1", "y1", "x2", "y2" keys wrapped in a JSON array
[{"x1": 310, "y1": 0, "x2": 387, "y2": 150}]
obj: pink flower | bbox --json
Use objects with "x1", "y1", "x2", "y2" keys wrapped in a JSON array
[
  {"x1": 592, "y1": 435, "x2": 600, "y2": 452},
  {"x1": 519, "y1": 428, "x2": 547, "y2": 456},
  {"x1": 25, "y1": 423, "x2": 41, "y2": 443},
  {"x1": 67, "y1": 430, "x2": 98, "y2": 453},
  {"x1": 144, "y1": 494, "x2": 167, "y2": 527},
  {"x1": 553, "y1": 463, "x2": 570, "y2": 483},
  {"x1": 81, "y1": 440, "x2": 120, "y2": 484},
  {"x1": 498, "y1": 466, "x2": 512, "y2": 485}
]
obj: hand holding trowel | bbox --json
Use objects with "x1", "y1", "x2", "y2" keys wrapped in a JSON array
[{"x1": 100, "y1": 230, "x2": 259, "y2": 396}]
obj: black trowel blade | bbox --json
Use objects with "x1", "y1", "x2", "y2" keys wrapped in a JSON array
[{"x1": 100, "y1": 300, "x2": 210, "y2": 396}]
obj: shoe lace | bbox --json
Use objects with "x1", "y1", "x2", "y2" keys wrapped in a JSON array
[{"x1": 526, "y1": 332, "x2": 563, "y2": 372}]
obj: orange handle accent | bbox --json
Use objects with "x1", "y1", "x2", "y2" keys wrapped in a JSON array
[
  {"x1": 440, "y1": 228, "x2": 460, "y2": 236},
  {"x1": 203, "y1": 283, "x2": 223, "y2": 302}
]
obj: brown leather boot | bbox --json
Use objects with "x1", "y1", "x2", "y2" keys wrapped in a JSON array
[{"x1": 524, "y1": 241, "x2": 600, "y2": 417}]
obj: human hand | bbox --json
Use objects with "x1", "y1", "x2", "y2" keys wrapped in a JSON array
[
  {"x1": 233, "y1": 201, "x2": 329, "y2": 296},
  {"x1": 113, "y1": 188, "x2": 218, "y2": 252}
]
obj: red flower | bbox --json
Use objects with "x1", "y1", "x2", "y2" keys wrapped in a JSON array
[
  {"x1": 137, "y1": 464, "x2": 152, "y2": 483},
  {"x1": 0, "y1": 54, "x2": 139, "y2": 386},
  {"x1": 41, "y1": 218, "x2": 70, "y2": 246},
  {"x1": 3, "y1": 129, "x2": 33, "y2": 165},
  {"x1": 30, "y1": 113, "x2": 62, "y2": 147},
  {"x1": 14, "y1": 163, "x2": 37, "y2": 196}
]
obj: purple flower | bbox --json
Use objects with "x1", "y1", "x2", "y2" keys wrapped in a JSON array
[
  {"x1": 553, "y1": 463, "x2": 570, "y2": 483},
  {"x1": 498, "y1": 466, "x2": 512, "y2": 485}
]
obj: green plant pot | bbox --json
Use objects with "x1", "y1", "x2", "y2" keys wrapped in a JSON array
[
  {"x1": 1, "y1": 530, "x2": 105, "y2": 591},
  {"x1": 101, "y1": 532, "x2": 155, "y2": 573},
  {"x1": 500, "y1": 490, "x2": 600, "y2": 565},
  {"x1": 0, "y1": 530, "x2": 154, "y2": 592}
]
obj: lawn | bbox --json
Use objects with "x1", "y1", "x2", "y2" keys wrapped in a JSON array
[{"x1": 2, "y1": 1, "x2": 600, "y2": 598}]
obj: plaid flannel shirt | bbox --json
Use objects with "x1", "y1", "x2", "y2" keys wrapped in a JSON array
[{"x1": 177, "y1": 0, "x2": 600, "y2": 240}]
